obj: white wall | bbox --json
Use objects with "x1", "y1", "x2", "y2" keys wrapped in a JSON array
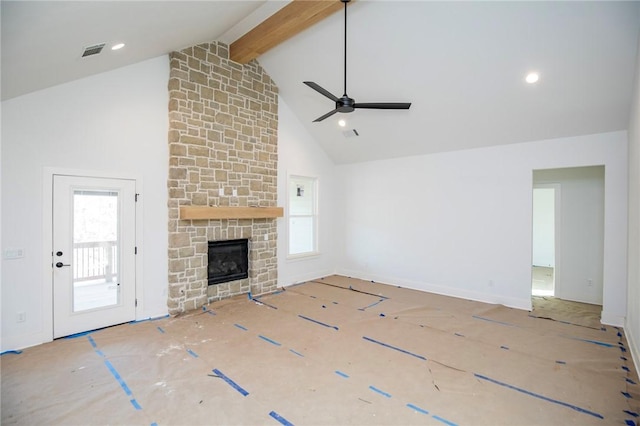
[
  {"x1": 336, "y1": 131, "x2": 628, "y2": 324},
  {"x1": 626, "y1": 34, "x2": 640, "y2": 374},
  {"x1": 534, "y1": 167, "x2": 605, "y2": 305},
  {"x1": 532, "y1": 187, "x2": 555, "y2": 268},
  {"x1": 277, "y1": 97, "x2": 338, "y2": 285},
  {"x1": 1, "y1": 56, "x2": 170, "y2": 351}
]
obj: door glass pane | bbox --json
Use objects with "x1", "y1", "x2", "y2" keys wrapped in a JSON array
[{"x1": 73, "y1": 190, "x2": 119, "y2": 312}]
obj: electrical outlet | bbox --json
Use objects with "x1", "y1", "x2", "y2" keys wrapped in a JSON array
[
  {"x1": 218, "y1": 188, "x2": 224, "y2": 196},
  {"x1": 17, "y1": 312, "x2": 26, "y2": 322},
  {"x1": 263, "y1": 234, "x2": 268, "y2": 241},
  {"x1": 232, "y1": 188, "x2": 238, "y2": 197}
]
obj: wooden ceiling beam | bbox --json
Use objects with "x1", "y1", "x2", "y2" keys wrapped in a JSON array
[{"x1": 230, "y1": 0, "x2": 346, "y2": 64}]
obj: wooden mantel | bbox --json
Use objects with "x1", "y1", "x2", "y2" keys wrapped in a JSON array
[{"x1": 180, "y1": 206, "x2": 284, "y2": 220}]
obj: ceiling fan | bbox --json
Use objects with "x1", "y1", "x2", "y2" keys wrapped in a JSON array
[{"x1": 304, "y1": 0, "x2": 412, "y2": 123}]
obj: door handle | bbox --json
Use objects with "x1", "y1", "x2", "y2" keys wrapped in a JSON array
[{"x1": 55, "y1": 262, "x2": 70, "y2": 268}]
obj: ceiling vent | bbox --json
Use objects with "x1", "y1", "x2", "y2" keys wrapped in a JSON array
[
  {"x1": 82, "y1": 43, "x2": 106, "y2": 58},
  {"x1": 342, "y1": 129, "x2": 359, "y2": 138}
]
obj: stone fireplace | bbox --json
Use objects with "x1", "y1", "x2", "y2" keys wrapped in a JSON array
[
  {"x1": 167, "y1": 41, "x2": 279, "y2": 315},
  {"x1": 208, "y1": 239, "x2": 249, "y2": 285}
]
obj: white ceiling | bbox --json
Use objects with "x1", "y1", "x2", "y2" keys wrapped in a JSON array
[{"x1": 3, "y1": 1, "x2": 640, "y2": 164}]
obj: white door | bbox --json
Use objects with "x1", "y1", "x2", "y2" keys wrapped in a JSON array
[{"x1": 53, "y1": 175, "x2": 137, "y2": 338}]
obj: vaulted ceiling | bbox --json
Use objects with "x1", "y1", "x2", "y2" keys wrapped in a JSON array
[{"x1": 3, "y1": 1, "x2": 639, "y2": 164}]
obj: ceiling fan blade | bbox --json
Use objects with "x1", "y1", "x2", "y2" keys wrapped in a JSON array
[
  {"x1": 313, "y1": 108, "x2": 340, "y2": 122},
  {"x1": 304, "y1": 81, "x2": 339, "y2": 102},
  {"x1": 354, "y1": 102, "x2": 412, "y2": 110}
]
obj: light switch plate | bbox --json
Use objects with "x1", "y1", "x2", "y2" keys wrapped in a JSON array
[{"x1": 4, "y1": 248, "x2": 24, "y2": 259}]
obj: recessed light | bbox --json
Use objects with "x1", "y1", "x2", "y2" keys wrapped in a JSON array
[
  {"x1": 111, "y1": 43, "x2": 125, "y2": 51},
  {"x1": 525, "y1": 72, "x2": 539, "y2": 84},
  {"x1": 338, "y1": 119, "x2": 346, "y2": 127}
]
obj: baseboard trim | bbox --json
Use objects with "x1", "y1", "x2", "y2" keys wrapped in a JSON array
[
  {"x1": 624, "y1": 320, "x2": 640, "y2": 378},
  {"x1": 334, "y1": 269, "x2": 531, "y2": 311},
  {"x1": 600, "y1": 311, "x2": 625, "y2": 327}
]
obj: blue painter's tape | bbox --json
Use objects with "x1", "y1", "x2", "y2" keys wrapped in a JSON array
[
  {"x1": 620, "y1": 346, "x2": 628, "y2": 352},
  {"x1": 335, "y1": 370, "x2": 349, "y2": 378},
  {"x1": 248, "y1": 292, "x2": 253, "y2": 300},
  {"x1": 254, "y1": 299, "x2": 279, "y2": 310},
  {"x1": 64, "y1": 330, "x2": 96, "y2": 339},
  {"x1": 473, "y1": 315, "x2": 516, "y2": 327},
  {"x1": 625, "y1": 420, "x2": 635, "y2": 426},
  {"x1": 624, "y1": 410, "x2": 639, "y2": 417},
  {"x1": 150, "y1": 423, "x2": 158, "y2": 426},
  {"x1": 623, "y1": 366, "x2": 631, "y2": 372},
  {"x1": 289, "y1": 349, "x2": 304, "y2": 357},
  {"x1": 157, "y1": 326, "x2": 165, "y2": 334},
  {"x1": 362, "y1": 336, "x2": 427, "y2": 361},
  {"x1": 187, "y1": 349, "x2": 199, "y2": 358},
  {"x1": 87, "y1": 335, "x2": 98, "y2": 349},
  {"x1": 104, "y1": 359, "x2": 133, "y2": 397},
  {"x1": 474, "y1": 373, "x2": 603, "y2": 419},
  {"x1": 626, "y1": 378, "x2": 637, "y2": 385},
  {"x1": 621, "y1": 391, "x2": 632, "y2": 398},
  {"x1": 622, "y1": 356, "x2": 628, "y2": 361},
  {"x1": 369, "y1": 385, "x2": 391, "y2": 398},
  {"x1": 95, "y1": 350, "x2": 105, "y2": 358},
  {"x1": 129, "y1": 314, "x2": 170, "y2": 324},
  {"x1": 130, "y1": 399, "x2": 142, "y2": 410},
  {"x1": 568, "y1": 337, "x2": 615, "y2": 348},
  {"x1": 406, "y1": 403, "x2": 429, "y2": 415},
  {"x1": 298, "y1": 315, "x2": 339, "y2": 331},
  {"x1": 359, "y1": 298, "x2": 386, "y2": 311},
  {"x1": 259, "y1": 335, "x2": 282, "y2": 346},
  {"x1": 433, "y1": 414, "x2": 458, "y2": 426},
  {"x1": 0, "y1": 350, "x2": 23, "y2": 356},
  {"x1": 212, "y1": 369, "x2": 249, "y2": 396},
  {"x1": 269, "y1": 410, "x2": 294, "y2": 426},
  {"x1": 234, "y1": 323, "x2": 248, "y2": 331}
]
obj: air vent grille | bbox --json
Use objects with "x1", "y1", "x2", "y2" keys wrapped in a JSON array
[
  {"x1": 82, "y1": 43, "x2": 106, "y2": 58},
  {"x1": 342, "y1": 129, "x2": 359, "y2": 138}
]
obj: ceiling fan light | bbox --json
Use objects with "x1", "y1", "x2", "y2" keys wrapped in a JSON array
[{"x1": 338, "y1": 119, "x2": 346, "y2": 127}]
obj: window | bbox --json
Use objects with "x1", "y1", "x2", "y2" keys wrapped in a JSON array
[{"x1": 288, "y1": 175, "x2": 318, "y2": 257}]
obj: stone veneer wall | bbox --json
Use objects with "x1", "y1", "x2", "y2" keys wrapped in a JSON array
[{"x1": 167, "y1": 42, "x2": 279, "y2": 314}]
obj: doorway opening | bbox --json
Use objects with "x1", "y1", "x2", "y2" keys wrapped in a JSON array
[
  {"x1": 530, "y1": 166, "x2": 605, "y2": 327},
  {"x1": 532, "y1": 185, "x2": 557, "y2": 296}
]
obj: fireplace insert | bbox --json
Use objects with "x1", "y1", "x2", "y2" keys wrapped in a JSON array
[{"x1": 207, "y1": 239, "x2": 248, "y2": 285}]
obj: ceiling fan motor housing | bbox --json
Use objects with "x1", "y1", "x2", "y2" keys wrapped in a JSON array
[
  {"x1": 337, "y1": 96, "x2": 355, "y2": 113},
  {"x1": 303, "y1": 0, "x2": 411, "y2": 122}
]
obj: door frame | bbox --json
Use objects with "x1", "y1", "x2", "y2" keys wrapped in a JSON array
[{"x1": 42, "y1": 167, "x2": 144, "y2": 340}]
